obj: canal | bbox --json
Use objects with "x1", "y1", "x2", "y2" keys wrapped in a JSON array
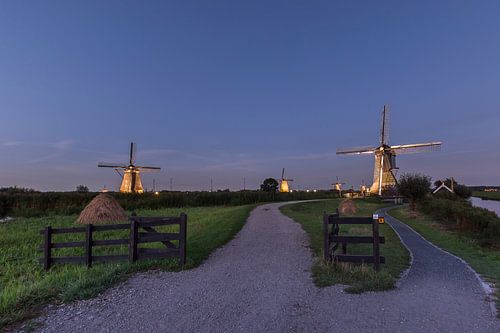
[{"x1": 470, "y1": 196, "x2": 500, "y2": 216}]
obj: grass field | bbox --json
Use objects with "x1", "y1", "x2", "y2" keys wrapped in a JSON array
[
  {"x1": 473, "y1": 191, "x2": 500, "y2": 201},
  {"x1": 389, "y1": 207, "x2": 500, "y2": 316},
  {"x1": 281, "y1": 199, "x2": 410, "y2": 293},
  {"x1": 0, "y1": 205, "x2": 255, "y2": 328}
]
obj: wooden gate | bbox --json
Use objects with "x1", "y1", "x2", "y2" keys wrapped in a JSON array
[
  {"x1": 323, "y1": 210, "x2": 385, "y2": 271},
  {"x1": 40, "y1": 214, "x2": 187, "y2": 270}
]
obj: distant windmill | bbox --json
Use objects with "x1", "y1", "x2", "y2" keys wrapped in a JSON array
[
  {"x1": 337, "y1": 105, "x2": 442, "y2": 195},
  {"x1": 332, "y1": 176, "x2": 346, "y2": 197},
  {"x1": 98, "y1": 142, "x2": 161, "y2": 194},
  {"x1": 279, "y1": 168, "x2": 293, "y2": 193}
]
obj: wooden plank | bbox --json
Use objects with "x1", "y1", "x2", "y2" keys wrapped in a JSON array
[
  {"x1": 93, "y1": 223, "x2": 131, "y2": 232},
  {"x1": 92, "y1": 255, "x2": 129, "y2": 262},
  {"x1": 92, "y1": 239, "x2": 128, "y2": 246},
  {"x1": 132, "y1": 216, "x2": 181, "y2": 224},
  {"x1": 43, "y1": 226, "x2": 52, "y2": 270},
  {"x1": 323, "y1": 212, "x2": 329, "y2": 262},
  {"x1": 331, "y1": 236, "x2": 386, "y2": 244},
  {"x1": 137, "y1": 219, "x2": 182, "y2": 227},
  {"x1": 40, "y1": 226, "x2": 85, "y2": 234},
  {"x1": 138, "y1": 233, "x2": 180, "y2": 243},
  {"x1": 179, "y1": 213, "x2": 187, "y2": 266},
  {"x1": 372, "y1": 219, "x2": 381, "y2": 271},
  {"x1": 39, "y1": 241, "x2": 84, "y2": 250},
  {"x1": 85, "y1": 224, "x2": 93, "y2": 268},
  {"x1": 329, "y1": 217, "x2": 373, "y2": 225},
  {"x1": 334, "y1": 255, "x2": 386, "y2": 264},
  {"x1": 129, "y1": 220, "x2": 138, "y2": 262}
]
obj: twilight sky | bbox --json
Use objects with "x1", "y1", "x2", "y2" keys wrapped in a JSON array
[{"x1": 1, "y1": 1, "x2": 499, "y2": 191}]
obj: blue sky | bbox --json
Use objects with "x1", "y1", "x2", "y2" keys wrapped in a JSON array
[{"x1": 1, "y1": 1, "x2": 499, "y2": 191}]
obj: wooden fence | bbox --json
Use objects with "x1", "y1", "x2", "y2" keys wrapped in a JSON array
[
  {"x1": 39, "y1": 214, "x2": 187, "y2": 270},
  {"x1": 323, "y1": 210, "x2": 385, "y2": 271}
]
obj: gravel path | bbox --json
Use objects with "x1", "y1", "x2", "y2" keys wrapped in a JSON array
[{"x1": 32, "y1": 203, "x2": 499, "y2": 332}]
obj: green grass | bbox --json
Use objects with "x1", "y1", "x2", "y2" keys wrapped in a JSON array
[
  {"x1": 473, "y1": 191, "x2": 500, "y2": 201},
  {"x1": 389, "y1": 206, "x2": 500, "y2": 316},
  {"x1": 0, "y1": 205, "x2": 255, "y2": 329},
  {"x1": 281, "y1": 199, "x2": 410, "y2": 293}
]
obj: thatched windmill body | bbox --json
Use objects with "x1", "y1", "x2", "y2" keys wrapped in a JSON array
[
  {"x1": 98, "y1": 142, "x2": 160, "y2": 194},
  {"x1": 337, "y1": 106, "x2": 442, "y2": 195},
  {"x1": 279, "y1": 168, "x2": 293, "y2": 193}
]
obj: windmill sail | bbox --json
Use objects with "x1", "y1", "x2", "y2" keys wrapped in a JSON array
[
  {"x1": 336, "y1": 146, "x2": 376, "y2": 155},
  {"x1": 390, "y1": 142, "x2": 442, "y2": 154}
]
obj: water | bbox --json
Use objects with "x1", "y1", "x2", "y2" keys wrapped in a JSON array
[{"x1": 470, "y1": 197, "x2": 500, "y2": 216}]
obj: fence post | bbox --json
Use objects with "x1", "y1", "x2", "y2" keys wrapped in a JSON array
[
  {"x1": 43, "y1": 226, "x2": 52, "y2": 270},
  {"x1": 129, "y1": 218, "x2": 138, "y2": 262},
  {"x1": 372, "y1": 218, "x2": 381, "y2": 272},
  {"x1": 323, "y1": 212, "x2": 329, "y2": 262},
  {"x1": 85, "y1": 224, "x2": 93, "y2": 268},
  {"x1": 179, "y1": 213, "x2": 187, "y2": 267}
]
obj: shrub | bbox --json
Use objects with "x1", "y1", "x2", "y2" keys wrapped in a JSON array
[{"x1": 397, "y1": 173, "x2": 431, "y2": 210}]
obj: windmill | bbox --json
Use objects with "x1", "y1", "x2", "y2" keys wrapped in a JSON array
[
  {"x1": 332, "y1": 176, "x2": 346, "y2": 197},
  {"x1": 98, "y1": 142, "x2": 161, "y2": 194},
  {"x1": 336, "y1": 105, "x2": 442, "y2": 195},
  {"x1": 279, "y1": 168, "x2": 293, "y2": 193}
]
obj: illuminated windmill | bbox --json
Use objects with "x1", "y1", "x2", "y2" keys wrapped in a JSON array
[
  {"x1": 336, "y1": 105, "x2": 442, "y2": 195},
  {"x1": 332, "y1": 176, "x2": 346, "y2": 197},
  {"x1": 279, "y1": 168, "x2": 293, "y2": 193},
  {"x1": 98, "y1": 142, "x2": 160, "y2": 194}
]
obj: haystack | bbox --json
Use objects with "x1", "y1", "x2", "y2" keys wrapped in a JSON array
[
  {"x1": 338, "y1": 199, "x2": 357, "y2": 215},
  {"x1": 76, "y1": 193, "x2": 128, "y2": 224}
]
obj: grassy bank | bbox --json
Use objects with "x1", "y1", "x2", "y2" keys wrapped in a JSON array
[
  {"x1": 0, "y1": 205, "x2": 255, "y2": 328},
  {"x1": 389, "y1": 207, "x2": 500, "y2": 316},
  {"x1": 281, "y1": 199, "x2": 410, "y2": 293},
  {"x1": 473, "y1": 191, "x2": 500, "y2": 201}
]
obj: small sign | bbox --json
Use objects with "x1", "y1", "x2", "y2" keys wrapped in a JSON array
[
  {"x1": 378, "y1": 217, "x2": 385, "y2": 224},
  {"x1": 372, "y1": 214, "x2": 378, "y2": 220}
]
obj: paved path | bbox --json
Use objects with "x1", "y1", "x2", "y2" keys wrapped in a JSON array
[{"x1": 33, "y1": 203, "x2": 499, "y2": 332}]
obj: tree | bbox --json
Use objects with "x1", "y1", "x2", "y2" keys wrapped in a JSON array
[
  {"x1": 397, "y1": 173, "x2": 431, "y2": 210},
  {"x1": 260, "y1": 178, "x2": 279, "y2": 192},
  {"x1": 76, "y1": 185, "x2": 89, "y2": 193}
]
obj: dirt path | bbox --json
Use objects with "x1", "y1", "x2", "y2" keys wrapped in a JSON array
[{"x1": 32, "y1": 203, "x2": 499, "y2": 332}]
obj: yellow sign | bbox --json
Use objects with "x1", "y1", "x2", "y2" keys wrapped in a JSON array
[{"x1": 378, "y1": 217, "x2": 385, "y2": 224}]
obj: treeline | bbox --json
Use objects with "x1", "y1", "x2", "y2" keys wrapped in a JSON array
[{"x1": 0, "y1": 190, "x2": 339, "y2": 217}]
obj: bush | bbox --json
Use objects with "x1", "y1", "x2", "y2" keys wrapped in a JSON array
[
  {"x1": 397, "y1": 173, "x2": 431, "y2": 210},
  {"x1": 419, "y1": 197, "x2": 500, "y2": 245}
]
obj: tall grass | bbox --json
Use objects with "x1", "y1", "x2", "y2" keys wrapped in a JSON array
[{"x1": 0, "y1": 205, "x2": 254, "y2": 329}]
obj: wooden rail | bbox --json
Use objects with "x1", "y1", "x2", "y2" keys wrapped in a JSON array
[
  {"x1": 323, "y1": 210, "x2": 385, "y2": 271},
  {"x1": 39, "y1": 214, "x2": 187, "y2": 270}
]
